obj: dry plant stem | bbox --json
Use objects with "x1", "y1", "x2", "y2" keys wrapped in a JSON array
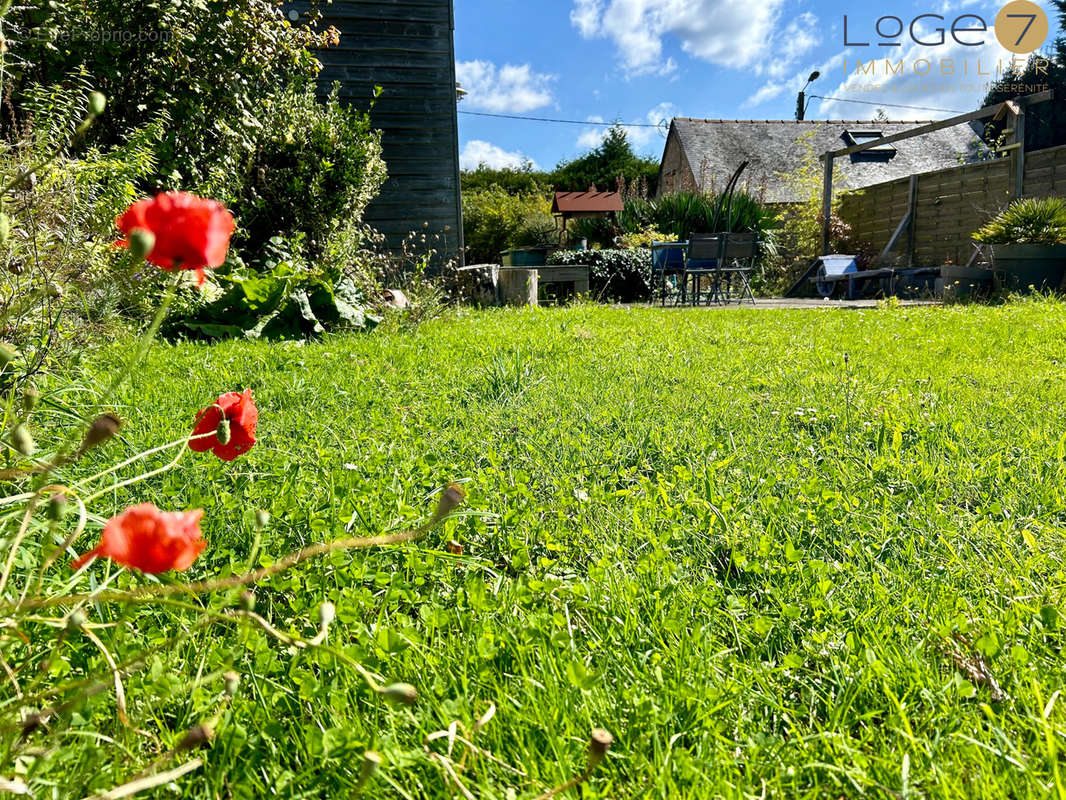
[
  {"x1": 73, "y1": 431, "x2": 216, "y2": 494},
  {"x1": 0, "y1": 616, "x2": 217, "y2": 729},
  {"x1": 79, "y1": 627, "x2": 134, "y2": 730},
  {"x1": 429, "y1": 752, "x2": 477, "y2": 800},
  {"x1": 81, "y1": 431, "x2": 217, "y2": 505},
  {"x1": 532, "y1": 767, "x2": 596, "y2": 800},
  {"x1": 31, "y1": 490, "x2": 88, "y2": 594},
  {"x1": 0, "y1": 653, "x2": 19, "y2": 699},
  {"x1": 36, "y1": 275, "x2": 179, "y2": 485},
  {"x1": 0, "y1": 484, "x2": 77, "y2": 599},
  {"x1": 84, "y1": 757, "x2": 203, "y2": 800},
  {"x1": 8, "y1": 519, "x2": 445, "y2": 613}
]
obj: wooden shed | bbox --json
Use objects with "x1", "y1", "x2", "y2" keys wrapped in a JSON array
[{"x1": 286, "y1": 0, "x2": 464, "y2": 265}]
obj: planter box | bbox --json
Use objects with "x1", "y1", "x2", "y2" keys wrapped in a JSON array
[
  {"x1": 986, "y1": 243, "x2": 1066, "y2": 292},
  {"x1": 500, "y1": 247, "x2": 551, "y2": 267},
  {"x1": 937, "y1": 265, "x2": 995, "y2": 299}
]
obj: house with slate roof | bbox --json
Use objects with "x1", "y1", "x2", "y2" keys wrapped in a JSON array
[{"x1": 658, "y1": 118, "x2": 987, "y2": 204}]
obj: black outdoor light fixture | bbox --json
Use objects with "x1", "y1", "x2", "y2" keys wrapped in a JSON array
[{"x1": 795, "y1": 71, "x2": 820, "y2": 121}]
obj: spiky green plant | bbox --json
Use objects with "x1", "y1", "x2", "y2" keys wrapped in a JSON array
[{"x1": 973, "y1": 197, "x2": 1066, "y2": 245}]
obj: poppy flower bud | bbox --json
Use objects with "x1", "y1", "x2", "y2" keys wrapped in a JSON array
[
  {"x1": 254, "y1": 510, "x2": 270, "y2": 530},
  {"x1": 359, "y1": 751, "x2": 382, "y2": 785},
  {"x1": 11, "y1": 424, "x2": 34, "y2": 457},
  {"x1": 87, "y1": 91, "x2": 106, "y2": 117},
  {"x1": 432, "y1": 483, "x2": 466, "y2": 523},
  {"x1": 587, "y1": 728, "x2": 613, "y2": 770},
  {"x1": 47, "y1": 493, "x2": 69, "y2": 523},
  {"x1": 239, "y1": 590, "x2": 255, "y2": 612},
  {"x1": 80, "y1": 413, "x2": 121, "y2": 453},
  {"x1": 66, "y1": 609, "x2": 87, "y2": 630},
  {"x1": 0, "y1": 212, "x2": 10, "y2": 245},
  {"x1": 22, "y1": 385, "x2": 39, "y2": 413},
  {"x1": 0, "y1": 344, "x2": 15, "y2": 367},
  {"x1": 176, "y1": 722, "x2": 214, "y2": 751},
  {"x1": 216, "y1": 418, "x2": 232, "y2": 446},
  {"x1": 318, "y1": 602, "x2": 336, "y2": 626},
  {"x1": 126, "y1": 227, "x2": 155, "y2": 261},
  {"x1": 223, "y1": 670, "x2": 240, "y2": 697},
  {"x1": 381, "y1": 682, "x2": 417, "y2": 705},
  {"x1": 20, "y1": 711, "x2": 45, "y2": 738}
]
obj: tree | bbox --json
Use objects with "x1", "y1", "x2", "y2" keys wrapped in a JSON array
[
  {"x1": 460, "y1": 162, "x2": 553, "y2": 194},
  {"x1": 551, "y1": 125, "x2": 660, "y2": 194},
  {"x1": 981, "y1": 0, "x2": 1066, "y2": 150}
]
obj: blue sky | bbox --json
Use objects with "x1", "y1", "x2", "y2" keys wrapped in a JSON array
[{"x1": 454, "y1": 0, "x2": 1059, "y2": 170}]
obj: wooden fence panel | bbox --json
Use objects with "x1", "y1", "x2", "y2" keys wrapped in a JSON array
[{"x1": 838, "y1": 145, "x2": 1065, "y2": 265}]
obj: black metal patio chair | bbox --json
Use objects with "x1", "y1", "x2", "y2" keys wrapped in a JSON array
[
  {"x1": 712, "y1": 233, "x2": 758, "y2": 305},
  {"x1": 684, "y1": 235, "x2": 722, "y2": 305}
]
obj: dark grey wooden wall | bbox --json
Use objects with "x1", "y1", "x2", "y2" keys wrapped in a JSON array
[{"x1": 287, "y1": 0, "x2": 463, "y2": 265}]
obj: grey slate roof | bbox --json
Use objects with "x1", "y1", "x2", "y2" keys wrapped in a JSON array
[{"x1": 669, "y1": 118, "x2": 985, "y2": 203}]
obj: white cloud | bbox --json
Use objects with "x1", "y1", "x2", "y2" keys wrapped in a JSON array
[
  {"x1": 460, "y1": 140, "x2": 538, "y2": 170},
  {"x1": 816, "y1": 26, "x2": 1019, "y2": 120},
  {"x1": 575, "y1": 102, "x2": 677, "y2": 152},
  {"x1": 455, "y1": 60, "x2": 555, "y2": 113},
  {"x1": 766, "y1": 12, "x2": 820, "y2": 78},
  {"x1": 744, "y1": 50, "x2": 850, "y2": 108},
  {"x1": 570, "y1": 0, "x2": 788, "y2": 75}
]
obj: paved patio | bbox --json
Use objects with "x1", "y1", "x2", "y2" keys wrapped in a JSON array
[{"x1": 645, "y1": 298, "x2": 941, "y2": 309}]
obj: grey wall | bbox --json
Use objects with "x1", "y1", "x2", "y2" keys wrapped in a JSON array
[{"x1": 288, "y1": 0, "x2": 463, "y2": 265}]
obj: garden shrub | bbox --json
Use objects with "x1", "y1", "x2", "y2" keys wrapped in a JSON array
[
  {"x1": 547, "y1": 248, "x2": 651, "y2": 302},
  {"x1": 0, "y1": 88, "x2": 167, "y2": 381},
  {"x1": 223, "y1": 86, "x2": 386, "y2": 264},
  {"x1": 462, "y1": 186, "x2": 556, "y2": 264},
  {"x1": 973, "y1": 197, "x2": 1066, "y2": 244},
  {"x1": 7, "y1": 0, "x2": 327, "y2": 188},
  {"x1": 570, "y1": 191, "x2": 777, "y2": 251},
  {"x1": 8, "y1": 0, "x2": 391, "y2": 278},
  {"x1": 165, "y1": 233, "x2": 381, "y2": 341}
]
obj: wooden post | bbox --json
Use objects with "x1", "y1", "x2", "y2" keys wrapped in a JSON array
[
  {"x1": 905, "y1": 174, "x2": 918, "y2": 267},
  {"x1": 821, "y1": 153, "x2": 834, "y2": 255},
  {"x1": 1014, "y1": 109, "x2": 1026, "y2": 198}
]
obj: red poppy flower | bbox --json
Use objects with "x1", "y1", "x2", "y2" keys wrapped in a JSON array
[
  {"x1": 116, "y1": 192, "x2": 236, "y2": 286},
  {"x1": 72, "y1": 504, "x2": 206, "y2": 574},
  {"x1": 189, "y1": 389, "x2": 258, "y2": 461}
]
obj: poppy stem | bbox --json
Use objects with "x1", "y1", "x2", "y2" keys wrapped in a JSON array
[{"x1": 31, "y1": 274, "x2": 181, "y2": 485}]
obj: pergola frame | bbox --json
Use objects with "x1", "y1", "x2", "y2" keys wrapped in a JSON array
[{"x1": 819, "y1": 90, "x2": 1054, "y2": 256}]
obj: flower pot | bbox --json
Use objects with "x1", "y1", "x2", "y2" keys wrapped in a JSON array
[
  {"x1": 500, "y1": 247, "x2": 550, "y2": 267},
  {"x1": 986, "y1": 243, "x2": 1066, "y2": 292}
]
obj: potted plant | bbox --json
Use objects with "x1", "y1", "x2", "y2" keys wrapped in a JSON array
[{"x1": 973, "y1": 197, "x2": 1066, "y2": 292}]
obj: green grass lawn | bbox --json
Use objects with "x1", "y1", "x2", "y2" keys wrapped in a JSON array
[{"x1": 28, "y1": 301, "x2": 1066, "y2": 797}]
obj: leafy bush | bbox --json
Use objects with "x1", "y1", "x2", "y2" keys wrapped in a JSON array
[
  {"x1": 164, "y1": 234, "x2": 380, "y2": 341},
  {"x1": 7, "y1": 0, "x2": 327, "y2": 188},
  {"x1": 569, "y1": 190, "x2": 776, "y2": 252},
  {"x1": 547, "y1": 248, "x2": 651, "y2": 301},
  {"x1": 8, "y1": 1, "x2": 391, "y2": 274},
  {"x1": 973, "y1": 197, "x2": 1066, "y2": 245},
  {"x1": 643, "y1": 191, "x2": 775, "y2": 241},
  {"x1": 0, "y1": 85, "x2": 168, "y2": 380},
  {"x1": 224, "y1": 86, "x2": 386, "y2": 263},
  {"x1": 617, "y1": 227, "x2": 676, "y2": 249},
  {"x1": 461, "y1": 163, "x2": 552, "y2": 194},
  {"x1": 462, "y1": 186, "x2": 555, "y2": 264}
]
